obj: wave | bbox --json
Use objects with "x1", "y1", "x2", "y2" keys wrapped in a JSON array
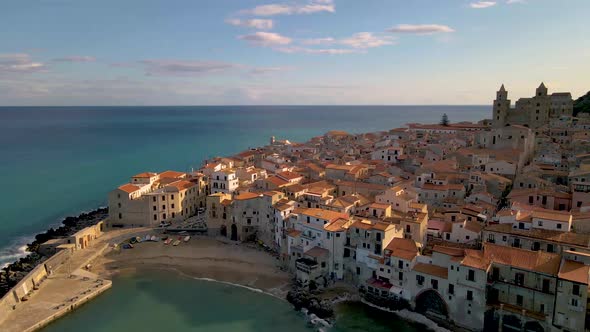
[
  {"x1": 360, "y1": 299, "x2": 451, "y2": 332},
  {"x1": 0, "y1": 206, "x2": 107, "y2": 269},
  {"x1": 0, "y1": 240, "x2": 32, "y2": 269}
]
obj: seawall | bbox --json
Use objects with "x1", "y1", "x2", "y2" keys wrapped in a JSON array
[{"x1": 22, "y1": 280, "x2": 112, "y2": 332}]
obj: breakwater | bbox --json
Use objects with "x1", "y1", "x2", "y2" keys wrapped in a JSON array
[{"x1": 0, "y1": 208, "x2": 108, "y2": 298}]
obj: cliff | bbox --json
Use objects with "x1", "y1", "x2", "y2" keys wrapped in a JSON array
[{"x1": 574, "y1": 91, "x2": 590, "y2": 116}]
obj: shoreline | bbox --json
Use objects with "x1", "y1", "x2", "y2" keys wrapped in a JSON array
[
  {"x1": 91, "y1": 235, "x2": 292, "y2": 298},
  {"x1": 0, "y1": 207, "x2": 108, "y2": 297}
]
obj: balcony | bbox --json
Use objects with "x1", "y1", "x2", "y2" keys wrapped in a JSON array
[
  {"x1": 301, "y1": 233, "x2": 315, "y2": 241},
  {"x1": 487, "y1": 278, "x2": 555, "y2": 295},
  {"x1": 489, "y1": 301, "x2": 546, "y2": 322},
  {"x1": 296, "y1": 258, "x2": 319, "y2": 274}
]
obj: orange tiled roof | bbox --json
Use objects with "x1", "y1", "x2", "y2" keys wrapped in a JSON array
[
  {"x1": 132, "y1": 172, "x2": 156, "y2": 178},
  {"x1": 235, "y1": 192, "x2": 261, "y2": 200},
  {"x1": 433, "y1": 245, "x2": 464, "y2": 257},
  {"x1": 118, "y1": 183, "x2": 140, "y2": 193},
  {"x1": 159, "y1": 170, "x2": 186, "y2": 179},
  {"x1": 413, "y1": 263, "x2": 448, "y2": 279},
  {"x1": 483, "y1": 243, "x2": 561, "y2": 275},
  {"x1": 558, "y1": 260, "x2": 590, "y2": 284}
]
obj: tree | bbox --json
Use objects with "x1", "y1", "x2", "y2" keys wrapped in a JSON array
[{"x1": 440, "y1": 113, "x2": 450, "y2": 126}]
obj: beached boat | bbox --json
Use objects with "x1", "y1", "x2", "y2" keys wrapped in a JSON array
[
  {"x1": 151, "y1": 235, "x2": 157, "y2": 241},
  {"x1": 123, "y1": 243, "x2": 134, "y2": 249},
  {"x1": 164, "y1": 238, "x2": 172, "y2": 245},
  {"x1": 172, "y1": 240, "x2": 181, "y2": 246},
  {"x1": 183, "y1": 235, "x2": 191, "y2": 242}
]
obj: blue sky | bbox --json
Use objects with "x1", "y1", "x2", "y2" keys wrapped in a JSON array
[{"x1": 0, "y1": 0, "x2": 588, "y2": 105}]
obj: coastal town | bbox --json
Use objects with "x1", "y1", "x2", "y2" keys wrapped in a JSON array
[{"x1": 2, "y1": 83, "x2": 590, "y2": 332}]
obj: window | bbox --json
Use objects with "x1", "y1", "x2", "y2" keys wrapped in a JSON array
[
  {"x1": 172, "y1": 212, "x2": 175, "y2": 218},
  {"x1": 118, "y1": 213, "x2": 122, "y2": 219},
  {"x1": 398, "y1": 271, "x2": 403, "y2": 281},
  {"x1": 406, "y1": 225, "x2": 411, "y2": 233},
  {"x1": 171, "y1": 194, "x2": 174, "y2": 200},
  {"x1": 468, "y1": 269, "x2": 475, "y2": 282},
  {"x1": 162, "y1": 195, "x2": 165, "y2": 200},
  {"x1": 467, "y1": 290, "x2": 473, "y2": 301},
  {"x1": 356, "y1": 267, "x2": 361, "y2": 275},
  {"x1": 542, "y1": 279, "x2": 550, "y2": 293},
  {"x1": 571, "y1": 298, "x2": 579, "y2": 307},
  {"x1": 416, "y1": 275, "x2": 425, "y2": 285},
  {"x1": 398, "y1": 260, "x2": 403, "y2": 269},
  {"x1": 515, "y1": 273, "x2": 524, "y2": 286},
  {"x1": 171, "y1": 204, "x2": 175, "y2": 209},
  {"x1": 153, "y1": 214, "x2": 157, "y2": 220},
  {"x1": 448, "y1": 284, "x2": 454, "y2": 295},
  {"x1": 431, "y1": 279, "x2": 438, "y2": 290},
  {"x1": 336, "y1": 233, "x2": 340, "y2": 237},
  {"x1": 547, "y1": 244, "x2": 554, "y2": 253},
  {"x1": 153, "y1": 206, "x2": 156, "y2": 211},
  {"x1": 557, "y1": 223, "x2": 562, "y2": 230},
  {"x1": 573, "y1": 284, "x2": 580, "y2": 296}
]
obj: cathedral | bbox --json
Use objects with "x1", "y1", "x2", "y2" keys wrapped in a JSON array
[{"x1": 492, "y1": 83, "x2": 573, "y2": 128}]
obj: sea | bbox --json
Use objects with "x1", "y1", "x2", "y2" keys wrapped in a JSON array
[
  {"x1": 0, "y1": 105, "x2": 489, "y2": 331},
  {"x1": 41, "y1": 271, "x2": 422, "y2": 332}
]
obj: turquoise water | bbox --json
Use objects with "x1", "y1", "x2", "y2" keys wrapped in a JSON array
[
  {"x1": 0, "y1": 105, "x2": 488, "y2": 266},
  {"x1": 42, "y1": 272, "x2": 313, "y2": 332},
  {"x1": 41, "y1": 272, "x2": 418, "y2": 332}
]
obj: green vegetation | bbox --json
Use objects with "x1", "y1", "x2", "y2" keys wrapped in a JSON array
[{"x1": 574, "y1": 91, "x2": 590, "y2": 116}]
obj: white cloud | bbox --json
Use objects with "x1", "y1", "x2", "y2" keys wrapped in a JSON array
[
  {"x1": 506, "y1": 0, "x2": 526, "y2": 3},
  {"x1": 301, "y1": 37, "x2": 336, "y2": 45},
  {"x1": 0, "y1": 53, "x2": 46, "y2": 75},
  {"x1": 386, "y1": 24, "x2": 455, "y2": 34},
  {"x1": 140, "y1": 60, "x2": 241, "y2": 76},
  {"x1": 52, "y1": 56, "x2": 96, "y2": 62},
  {"x1": 339, "y1": 32, "x2": 395, "y2": 49},
  {"x1": 225, "y1": 18, "x2": 274, "y2": 30},
  {"x1": 469, "y1": 1, "x2": 497, "y2": 8},
  {"x1": 240, "y1": 0, "x2": 334, "y2": 16},
  {"x1": 300, "y1": 32, "x2": 394, "y2": 50},
  {"x1": 249, "y1": 66, "x2": 293, "y2": 75},
  {"x1": 276, "y1": 46, "x2": 360, "y2": 55},
  {"x1": 238, "y1": 32, "x2": 292, "y2": 46}
]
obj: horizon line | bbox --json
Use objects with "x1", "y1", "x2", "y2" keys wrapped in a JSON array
[{"x1": 0, "y1": 104, "x2": 490, "y2": 108}]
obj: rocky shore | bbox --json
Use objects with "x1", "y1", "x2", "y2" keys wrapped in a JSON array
[{"x1": 0, "y1": 208, "x2": 108, "y2": 298}]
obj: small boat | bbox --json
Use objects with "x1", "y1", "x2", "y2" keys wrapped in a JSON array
[
  {"x1": 164, "y1": 238, "x2": 172, "y2": 245},
  {"x1": 123, "y1": 243, "x2": 134, "y2": 249},
  {"x1": 129, "y1": 237, "x2": 138, "y2": 244},
  {"x1": 183, "y1": 235, "x2": 191, "y2": 242},
  {"x1": 151, "y1": 235, "x2": 158, "y2": 241},
  {"x1": 173, "y1": 240, "x2": 181, "y2": 246},
  {"x1": 144, "y1": 235, "x2": 151, "y2": 242}
]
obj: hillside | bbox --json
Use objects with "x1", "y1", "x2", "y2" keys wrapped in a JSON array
[{"x1": 574, "y1": 91, "x2": 590, "y2": 116}]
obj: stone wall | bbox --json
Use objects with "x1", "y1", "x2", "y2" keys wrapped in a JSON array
[{"x1": 0, "y1": 249, "x2": 70, "y2": 324}]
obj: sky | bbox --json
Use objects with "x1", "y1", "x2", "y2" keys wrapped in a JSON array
[{"x1": 0, "y1": 0, "x2": 589, "y2": 105}]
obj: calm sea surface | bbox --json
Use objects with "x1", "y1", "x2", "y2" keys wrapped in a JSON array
[
  {"x1": 41, "y1": 272, "x2": 420, "y2": 332},
  {"x1": 1, "y1": 106, "x2": 488, "y2": 331}
]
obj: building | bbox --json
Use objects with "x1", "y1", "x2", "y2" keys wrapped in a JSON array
[
  {"x1": 108, "y1": 171, "x2": 206, "y2": 228},
  {"x1": 492, "y1": 83, "x2": 573, "y2": 129}
]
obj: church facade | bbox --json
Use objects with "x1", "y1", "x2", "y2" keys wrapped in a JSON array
[{"x1": 492, "y1": 83, "x2": 573, "y2": 129}]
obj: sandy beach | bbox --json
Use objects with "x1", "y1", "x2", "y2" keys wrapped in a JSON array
[{"x1": 91, "y1": 234, "x2": 292, "y2": 298}]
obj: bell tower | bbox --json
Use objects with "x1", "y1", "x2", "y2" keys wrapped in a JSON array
[{"x1": 493, "y1": 84, "x2": 510, "y2": 127}]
